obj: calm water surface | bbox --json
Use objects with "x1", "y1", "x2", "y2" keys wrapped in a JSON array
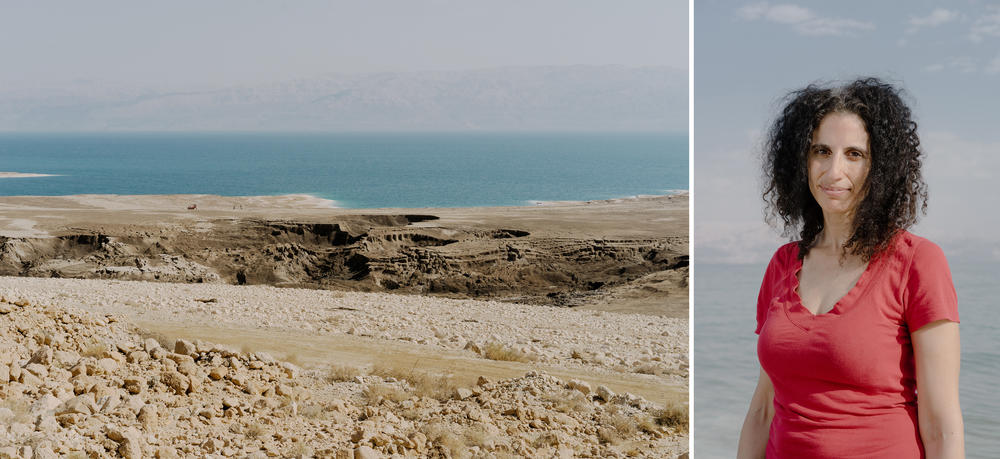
[{"x1": 0, "y1": 132, "x2": 686, "y2": 208}]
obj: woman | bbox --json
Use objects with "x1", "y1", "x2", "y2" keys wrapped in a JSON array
[{"x1": 736, "y1": 78, "x2": 964, "y2": 458}]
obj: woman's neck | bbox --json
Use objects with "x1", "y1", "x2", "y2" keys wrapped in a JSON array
[{"x1": 817, "y1": 211, "x2": 854, "y2": 252}]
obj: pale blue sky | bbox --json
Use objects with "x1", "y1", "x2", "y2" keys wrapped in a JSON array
[
  {"x1": 0, "y1": 0, "x2": 687, "y2": 90},
  {"x1": 695, "y1": 0, "x2": 1000, "y2": 263}
]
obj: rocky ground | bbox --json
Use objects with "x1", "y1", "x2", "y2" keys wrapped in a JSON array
[{"x1": 1, "y1": 294, "x2": 687, "y2": 458}]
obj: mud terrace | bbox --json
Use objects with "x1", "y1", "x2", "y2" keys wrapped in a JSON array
[
  {"x1": 0, "y1": 281, "x2": 688, "y2": 458},
  {"x1": 0, "y1": 194, "x2": 688, "y2": 317}
]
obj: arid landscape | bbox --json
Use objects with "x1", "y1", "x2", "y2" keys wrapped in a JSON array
[{"x1": 0, "y1": 194, "x2": 688, "y2": 458}]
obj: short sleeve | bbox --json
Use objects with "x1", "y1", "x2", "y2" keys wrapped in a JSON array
[
  {"x1": 903, "y1": 240, "x2": 959, "y2": 332},
  {"x1": 755, "y1": 246, "x2": 788, "y2": 335}
]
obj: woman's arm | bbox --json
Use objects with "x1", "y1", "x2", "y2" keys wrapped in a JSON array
[
  {"x1": 913, "y1": 319, "x2": 964, "y2": 459},
  {"x1": 737, "y1": 367, "x2": 774, "y2": 459}
]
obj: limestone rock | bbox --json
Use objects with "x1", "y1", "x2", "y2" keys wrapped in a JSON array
[
  {"x1": 56, "y1": 394, "x2": 95, "y2": 416},
  {"x1": 567, "y1": 379, "x2": 592, "y2": 395},
  {"x1": 138, "y1": 404, "x2": 159, "y2": 430},
  {"x1": 123, "y1": 376, "x2": 144, "y2": 394},
  {"x1": 596, "y1": 385, "x2": 614, "y2": 402},
  {"x1": 108, "y1": 426, "x2": 144, "y2": 459},
  {"x1": 174, "y1": 339, "x2": 197, "y2": 356},
  {"x1": 162, "y1": 370, "x2": 189, "y2": 395},
  {"x1": 354, "y1": 445, "x2": 381, "y2": 459}
]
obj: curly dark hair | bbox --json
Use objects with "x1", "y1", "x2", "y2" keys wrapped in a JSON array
[{"x1": 762, "y1": 77, "x2": 928, "y2": 261}]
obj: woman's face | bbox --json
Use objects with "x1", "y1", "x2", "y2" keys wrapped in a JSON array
[{"x1": 807, "y1": 111, "x2": 871, "y2": 218}]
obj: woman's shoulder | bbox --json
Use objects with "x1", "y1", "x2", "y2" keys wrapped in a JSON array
[
  {"x1": 770, "y1": 241, "x2": 801, "y2": 262},
  {"x1": 882, "y1": 231, "x2": 952, "y2": 282},
  {"x1": 762, "y1": 241, "x2": 801, "y2": 274},
  {"x1": 889, "y1": 230, "x2": 947, "y2": 262}
]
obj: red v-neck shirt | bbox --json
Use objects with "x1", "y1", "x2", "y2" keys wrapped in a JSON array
[{"x1": 755, "y1": 231, "x2": 959, "y2": 458}]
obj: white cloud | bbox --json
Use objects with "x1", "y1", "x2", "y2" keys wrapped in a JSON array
[
  {"x1": 909, "y1": 8, "x2": 959, "y2": 29},
  {"x1": 737, "y1": 3, "x2": 874, "y2": 36},
  {"x1": 969, "y1": 6, "x2": 1000, "y2": 42},
  {"x1": 926, "y1": 56, "x2": 979, "y2": 74}
]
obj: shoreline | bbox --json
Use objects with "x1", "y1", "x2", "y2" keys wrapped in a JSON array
[{"x1": 0, "y1": 190, "x2": 685, "y2": 211}]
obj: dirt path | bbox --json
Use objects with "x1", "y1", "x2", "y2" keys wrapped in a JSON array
[{"x1": 137, "y1": 320, "x2": 685, "y2": 407}]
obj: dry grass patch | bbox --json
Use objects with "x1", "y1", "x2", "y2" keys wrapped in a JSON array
[
  {"x1": 362, "y1": 383, "x2": 411, "y2": 404},
  {"x1": 298, "y1": 402, "x2": 324, "y2": 419},
  {"x1": 544, "y1": 390, "x2": 593, "y2": 414},
  {"x1": 244, "y1": 422, "x2": 266, "y2": 439},
  {"x1": 483, "y1": 342, "x2": 535, "y2": 363},
  {"x1": 462, "y1": 424, "x2": 497, "y2": 450},
  {"x1": 79, "y1": 339, "x2": 107, "y2": 358},
  {"x1": 135, "y1": 328, "x2": 174, "y2": 350},
  {"x1": 604, "y1": 411, "x2": 638, "y2": 437},
  {"x1": 652, "y1": 401, "x2": 689, "y2": 432},
  {"x1": 421, "y1": 422, "x2": 468, "y2": 458},
  {"x1": 531, "y1": 431, "x2": 562, "y2": 448},
  {"x1": 633, "y1": 362, "x2": 667, "y2": 376},
  {"x1": 370, "y1": 364, "x2": 459, "y2": 401},
  {"x1": 326, "y1": 364, "x2": 362, "y2": 383}
]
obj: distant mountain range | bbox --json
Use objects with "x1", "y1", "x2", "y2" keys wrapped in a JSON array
[{"x1": 0, "y1": 65, "x2": 685, "y2": 132}]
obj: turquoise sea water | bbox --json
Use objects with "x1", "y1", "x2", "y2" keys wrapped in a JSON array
[
  {"x1": 694, "y1": 260, "x2": 999, "y2": 458},
  {"x1": 0, "y1": 132, "x2": 686, "y2": 208}
]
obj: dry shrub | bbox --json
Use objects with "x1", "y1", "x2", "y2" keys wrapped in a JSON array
[
  {"x1": 653, "y1": 401, "x2": 689, "y2": 432},
  {"x1": 79, "y1": 339, "x2": 107, "y2": 358},
  {"x1": 326, "y1": 364, "x2": 361, "y2": 383},
  {"x1": 483, "y1": 342, "x2": 535, "y2": 363},
  {"x1": 421, "y1": 422, "x2": 468, "y2": 458},
  {"x1": 597, "y1": 426, "x2": 622, "y2": 445},
  {"x1": 244, "y1": 422, "x2": 266, "y2": 438},
  {"x1": 400, "y1": 406, "x2": 422, "y2": 420},
  {"x1": 135, "y1": 328, "x2": 174, "y2": 350},
  {"x1": 544, "y1": 390, "x2": 593, "y2": 414},
  {"x1": 370, "y1": 364, "x2": 458, "y2": 401},
  {"x1": 531, "y1": 431, "x2": 561, "y2": 448},
  {"x1": 633, "y1": 362, "x2": 666, "y2": 376},
  {"x1": 362, "y1": 383, "x2": 410, "y2": 404},
  {"x1": 298, "y1": 403, "x2": 324, "y2": 419},
  {"x1": 605, "y1": 411, "x2": 638, "y2": 437},
  {"x1": 637, "y1": 414, "x2": 659, "y2": 434},
  {"x1": 462, "y1": 424, "x2": 496, "y2": 449}
]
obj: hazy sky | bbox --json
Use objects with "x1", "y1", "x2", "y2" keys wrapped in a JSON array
[
  {"x1": 696, "y1": 0, "x2": 1000, "y2": 263},
  {"x1": 0, "y1": 0, "x2": 687, "y2": 90}
]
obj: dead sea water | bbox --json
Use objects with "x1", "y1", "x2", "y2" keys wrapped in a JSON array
[{"x1": 0, "y1": 132, "x2": 686, "y2": 208}]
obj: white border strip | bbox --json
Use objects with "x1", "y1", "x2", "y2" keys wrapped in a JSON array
[{"x1": 688, "y1": 0, "x2": 695, "y2": 456}]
